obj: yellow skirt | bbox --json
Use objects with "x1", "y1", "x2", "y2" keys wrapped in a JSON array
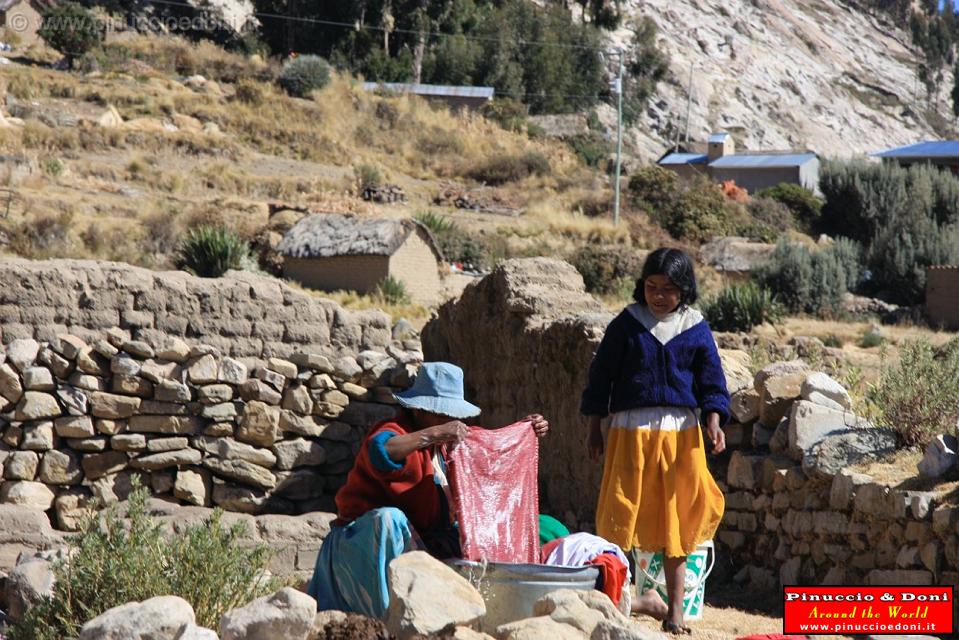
[{"x1": 595, "y1": 407, "x2": 724, "y2": 558}]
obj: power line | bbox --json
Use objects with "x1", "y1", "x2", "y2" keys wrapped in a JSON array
[{"x1": 140, "y1": 0, "x2": 623, "y2": 53}]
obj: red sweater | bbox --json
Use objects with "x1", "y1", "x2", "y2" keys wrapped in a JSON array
[{"x1": 335, "y1": 417, "x2": 443, "y2": 534}]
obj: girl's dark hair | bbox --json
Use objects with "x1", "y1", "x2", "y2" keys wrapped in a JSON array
[{"x1": 632, "y1": 247, "x2": 698, "y2": 306}]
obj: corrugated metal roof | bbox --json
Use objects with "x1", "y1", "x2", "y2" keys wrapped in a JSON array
[
  {"x1": 658, "y1": 153, "x2": 708, "y2": 166},
  {"x1": 873, "y1": 141, "x2": 959, "y2": 159},
  {"x1": 708, "y1": 133, "x2": 730, "y2": 143},
  {"x1": 362, "y1": 82, "x2": 495, "y2": 99},
  {"x1": 709, "y1": 153, "x2": 817, "y2": 169}
]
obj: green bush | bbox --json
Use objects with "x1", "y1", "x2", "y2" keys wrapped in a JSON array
[
  {"x1": 867, "y1": 338, "x2": 959, "y2": 446},
  {"x1": 744, "y1": 197, "x2": 794, "y2": 240},
  {"x1": 353, "y1": 163, "x2": 383, "y2": 192},
  {"x1": 468, "y1": 151, "x2": 550, "y2": 185},
  {"x1": 758, "y1": 238, "x2": 862, "y2": 316},
  {"x1": 481, "y1": 98, "x2": 529, "y2": 133},
  {"x1": 700, "y1": 282, "x2": 784, "y2": 332},
  {"x1": 38, "y1": 2, "x2": 105, "y2": 64},
  {"x1": 414, "y1": 212, "x2": 491, "y2": 270},
  {"x1": 755, "y1": 183, "x2": 823, "y2": 232},
  {"x1": 10, "y1": 482, "x2": 280, "y2": 639},
  {"x1": 437, "y1": 229, "x2": 490, "y2": 270},
  {"x1": 860, "y1": 328, "x2": 885, "y2": 349},
  {"x1": 569, "y1": 245, "x2": 644, "y2": 295},
  {"x1": 628, "y1": 168, "x2": 735, "y2": 242},
  {"x1": 176, "y1": 226, "x2": 250, "y2": 278},
  {"x1": 819, "y1": 160, "x2": 959, "y2": 304},
  {"x1": 663, "y1": 180, "x2": 732, "y2": 243},
  {"x1": 278, "y1": 54, "x2": 331, "y2": 98},
  {"x1": 374, "y1": 276, "x2": 411, "y2": 305},
  {"x1": 41, "y1": 157, "x2": 64, "y2": 178},
  {"x1": 627, "y1": 165, "x2": 679, "y2": 209},
  {"x1": 567, "y1": 134, "x2": 611, "y2": 169},
  {"x1": 413, "y1": 211, "x2": 455, "y2": 235}
]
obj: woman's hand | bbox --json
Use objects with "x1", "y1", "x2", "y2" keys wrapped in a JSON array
[
  {"x1": 524, "y1": 414, "x2": 549, "y2": 438},
  {"x1": 586, "y1": 416, "x2": 604, "y2": 462},
  {"x1": 425, "y1": 420, "x2": 469, "y2": 447},
  {"x1": 705, "y1": 413, "x2": 725, "y2": 454}
]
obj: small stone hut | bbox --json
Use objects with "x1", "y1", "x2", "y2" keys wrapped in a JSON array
[{"x1": 278, "y1": 213, "x2": 444, "y2": 305}]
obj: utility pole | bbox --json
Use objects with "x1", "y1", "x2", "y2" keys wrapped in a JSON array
[
  {"x1": 613, "y1": 48, "x2": 624, "y2": 227},
  {"x1": 682, "y1": 58, "x2": 693, "y2": 144}
]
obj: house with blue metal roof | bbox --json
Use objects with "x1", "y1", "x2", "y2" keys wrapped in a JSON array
[
  {"x1": 362, "y1": 82, "x2": 494, "y2": 112},
  {"x1": 657, "y1": 132, "x2": 820, "y2": 193},
  {"x1": 872, "y1": 141, "x2": 959, "y2": 173}
]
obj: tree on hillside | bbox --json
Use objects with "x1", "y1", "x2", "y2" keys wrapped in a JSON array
[
  {"x1": 38, "y1": 2, "x2": 105, "y2": 66},
  {"x1": 621, "y1": 16, "x2": 669, "y2": 124},
  {"x1": 253, "y1": 0, "x2": 607, "y2": 114}
]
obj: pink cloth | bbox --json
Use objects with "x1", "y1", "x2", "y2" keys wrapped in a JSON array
[{"x1": 448, "y1": 421, "x2": 539, "y2": 563}]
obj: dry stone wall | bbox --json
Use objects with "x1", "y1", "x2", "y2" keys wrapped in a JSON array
[
  {"x1": 0, "y1": 259, "x2": 424, "y2": 571},
  {"x1": 0, "y1": 332, "x2": 419, "y2": 529},
  {"x1": 717, "y1": 365, "x2": 959, "y2": 594},
  {"x1": 0, "y1": 258, "x2": 393, "y2": 359}
]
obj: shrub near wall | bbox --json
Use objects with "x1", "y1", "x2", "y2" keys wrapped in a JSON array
[{"x1": 0, "y1": 330, "x2": 421, "y2": 529}]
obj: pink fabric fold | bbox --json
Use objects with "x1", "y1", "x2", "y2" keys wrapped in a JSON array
[{"x1": 449, "y1": 421, "x2": 539, "y2": 563}]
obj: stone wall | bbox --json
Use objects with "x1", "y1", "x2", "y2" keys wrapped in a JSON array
[
  {"x1": 0, "y1": 259, "x2": 392, "y2": 359},
  {"x1": 715, "y1": 363, "x2": 959, "y2": 593},
  {"x1": 0, "y1": 330, "x2": 419, "y2": 532}
]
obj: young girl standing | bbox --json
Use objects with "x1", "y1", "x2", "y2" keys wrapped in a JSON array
[{"x1": 580, "y1": 247, "x2": 729, "y2": 635}]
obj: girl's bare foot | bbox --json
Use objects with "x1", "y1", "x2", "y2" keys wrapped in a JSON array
[
  {"x1": 631, "y1": 589, "x2": 668, "y2": 620},
  {"x1": 662, "y1": 619, "x2": 692, "y2": 635}
]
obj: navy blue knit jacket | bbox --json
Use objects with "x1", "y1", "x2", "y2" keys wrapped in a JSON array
[{"x1": 580, "y1": 308, "x2": 731, "y2": 425}]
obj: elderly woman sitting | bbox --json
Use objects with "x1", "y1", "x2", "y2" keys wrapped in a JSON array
[{"x1": 307, "y1": 362, "x2": 549, "y2": 618}]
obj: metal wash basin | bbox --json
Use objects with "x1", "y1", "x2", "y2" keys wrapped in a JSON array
[{"x1": 447, "y1": 560, "x2": 599, "y2": 632}]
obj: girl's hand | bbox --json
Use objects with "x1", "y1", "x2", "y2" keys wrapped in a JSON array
[
  {"x1": 524, "y1": 414, "x2": 549, "y2": 438},
  {"x1": 586, "y1": 416, "x2": 604, "y2": 462},
  {"x1": 705, "y1": 417, "x2": 725, "y2": 454}
]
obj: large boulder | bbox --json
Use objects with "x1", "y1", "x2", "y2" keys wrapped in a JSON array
[
  {"x1": 803, "y1": 429, "x2": 897, "y2": 478},
  {"x1": 787, "y1": 400, "x2": 872, "y2": 461},
  {"x1": 219, "y1": 587, "x2": 316, "y2": 640},
  {"x1": 0, "y1": 481, "x2": 56, "y2": 509},
  {"x1": 718, "y1": 349, "x2": 752, "y2": 393},
  {"x1": 918, "y1": 434, "x2": 959, "y2": 479},
  {"x1": 4, "y1": 557, "x2": 55, "y2": 620},
  {"x1": 758, "y1": 372, "x2": 805, "y2": 426},
  {"x1": 386, "y1": 551, "x2": 486, "y2": 639},
  {"x1": 753, "y1": 360, "x2": 809, "y2": 394},
  {"x1": 800, "y1": 372, "x2": 852, "y2": 411},
  {"x1": 531, "y1": 590, "x2": 640, "y2": 637},
  {"x1": 495, "y1": 616, "x2": 588, "y2": 640},
  {"x1": 79, "y1": 595, "x2": 196, "y2": 640},
  {"x1": 700, "y1": 237, "x2": 775, "y2": 277}
]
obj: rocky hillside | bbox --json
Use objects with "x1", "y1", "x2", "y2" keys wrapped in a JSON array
[{"x1": 617, "y1": 0, "x2": 956, "y2": 159}]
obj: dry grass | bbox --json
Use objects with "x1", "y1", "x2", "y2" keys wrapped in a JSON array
[
  {"x1": 752, "y1": 317, "x2": 955, "y2": 349},
  {"x1": 0, "y1": 32, "x2": 606, "y2": 284},
  {"x1": 294, "y1": 286, "x2": 431, "y2": 327}
]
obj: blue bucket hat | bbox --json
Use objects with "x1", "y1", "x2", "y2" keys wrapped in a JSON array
[{"x1": 393, "y1": 362, "x2": 481, "y2": 419}]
